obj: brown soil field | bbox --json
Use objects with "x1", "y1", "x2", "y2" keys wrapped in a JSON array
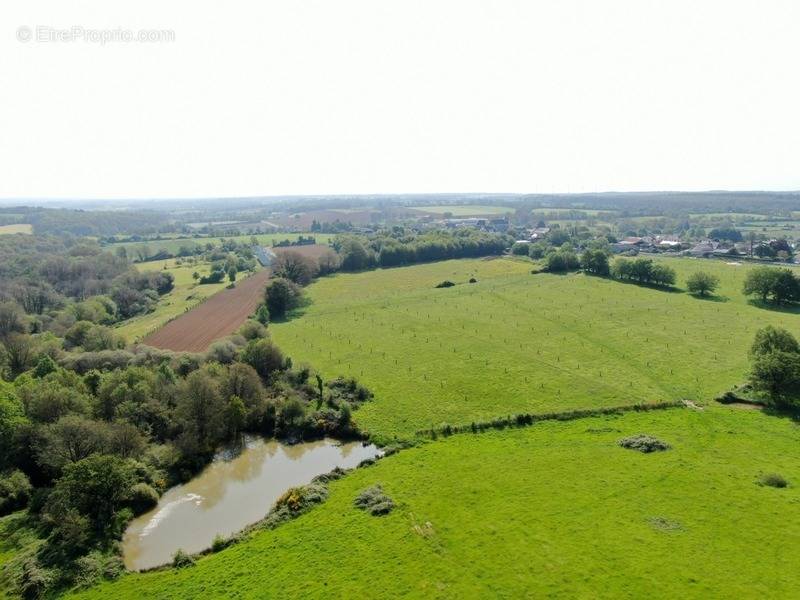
[
  {"x1": 142, "y1": 269, "x2": 271, "y2": 352},
  {"x1": 272, "y1": 244, "x2": 333, "y2": 260},
  {"x1": 268, "y1": 209, "x2": 375, "y2": 229}
]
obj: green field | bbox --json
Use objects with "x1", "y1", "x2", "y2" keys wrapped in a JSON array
[
  {"x1": 70, "y1": 407, "x2": 800, "y2": 599},
  {"x1": 531, "y1": 208, "x2": 616, "y2": 217},
  {"x1": 0, "y1": 224, "x2": 32, "y2": 235},
  {"x1": 106, "y1": 233, "x2": 333, "y2": 261},
  {"x1": 115, "y1": 259, "x2": 231, "y2": 342},
  {"x1": 413, "y1": 205, "x2": 514, "y2": 216},
  {"x1": 271, "y1": 257, "x2": 800, "y2": 439}
]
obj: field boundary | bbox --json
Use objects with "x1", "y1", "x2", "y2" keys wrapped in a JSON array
[{"x1": 414, "y1": 400, "x2": 687, "y2": 439}]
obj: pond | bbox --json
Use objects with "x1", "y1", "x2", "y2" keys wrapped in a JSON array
[{"x1": 122, "y1": 437, "x2": 382, "y2": 571}]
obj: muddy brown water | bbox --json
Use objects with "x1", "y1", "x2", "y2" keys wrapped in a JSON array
[{"x1": 122, "y1": 437, "x2": 381, "y2": 571}]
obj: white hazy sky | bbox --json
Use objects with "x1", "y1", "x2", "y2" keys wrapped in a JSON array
[{"x1": 2, "y1": 0, "x2": 799, "y2": 199}]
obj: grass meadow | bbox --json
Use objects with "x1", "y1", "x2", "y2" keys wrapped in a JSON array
[
  {"x1": 0, "y1": 224, "x2": 33, "y2": 235},
  {"x1": 270, "y1": 256, "x2": 800, "y2": 439},
  {"x1": 115, "y1": 259, "x2": 232, "y2": 342},
  {"x1": 69, "y1": 407, "x2": 800, "y2": 599}
]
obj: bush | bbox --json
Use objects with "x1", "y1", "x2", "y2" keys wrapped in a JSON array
[
  {"x1": 435, "y1": 280, "x2": 455, "y2": 288},
  {"x1": 206, "y1": 339, "x2": 240, "y2": 364},
  {"x1": 128, "y1": 482, "x2": 159, "y2": 515},
  {"x1": 618, "y1": 434, "x2": 670, "y2": 453},
  {"x1": 759, "y1": 473, "x2": 788, "y2": 488},
  {"x1": 238, "y1": 319, "x2": 267, "y2": 341},
  {"x1": 211, "y1": 533, "x2": 230, "y2": 553},
  {"x1": 468, "y1": 277, "x2": 477, "y2": 283},
  {"x1": 274, "y1": 482, "x2": 329, "y2": 513},
  {"x1": 172, "y1": 548, "x2": 196, "y2": 568},
  {"x1": 0, "y1": 470, "x2": 32, "y2": 515},
  {"x1": 354, "y1": 484, "x2": 395, "y2": 516}
]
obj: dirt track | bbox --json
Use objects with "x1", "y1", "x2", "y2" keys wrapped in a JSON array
[{"x1": 142, "y1": 269, "x2": 271, "y2": 352}]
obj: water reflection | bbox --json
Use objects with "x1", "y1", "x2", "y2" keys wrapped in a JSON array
[{"x1": 122, "y1": 437, "x2": 381, "y2": 571}]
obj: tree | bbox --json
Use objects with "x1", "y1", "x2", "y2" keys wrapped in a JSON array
[
  {"x1": 580, "y1": 249, "x2": 610, "y2": 276},
  {"x1": 192, "y1": 271, "x2": 200, "y2": 282},
  {"x1": 337, "y1": 237, "x2": 374, "y2": 271},
  {"x1": 175, "y1": 370, "x2": 226, "y2": 452},
  {"x1": 750, "y1": 326, "x2": 800, "y2": 358},
  {"x1": 0, "y1": 384, "x2": 27, "y2": 471},
  {"x1": 771, "y1": 269, "x2": 800, "y2": 303},
  {"x1": 686, "y1": 271, "x2": 719, "y2": 297},
  {"x1": 316, "y1": 248, "x2": 341, "y2": 275},
  {"x1": 241, "y1": 338, "x2": 285, "y2": 380},
  {"x1": 743, "y1": 266, "x2": 779, "y2": 301},
  {"x1": 748, "y1": 327, "x2": 800, "y2": 409},
  {"x1": 750, "y1": 351, "x2": 800, "y2": 408},
  {"x1": 510, "y1": 242, "x2": 530, "y2": 256},
  {"x1": 271, "y1": 251, "x2": 317, "y2": 286},
  {"x1": 265, "y1": 278, "x2": 303, "y2": 319},
  {"x1": 36, "y1": 415, "x2": 109, "y2": 471},
  {"x1": 45, "y1": 454, "x2": 135, "y2": 539},
  {"x1": 0, "y1": 302, "x2": 27, "y2": 340},
  {"x1": 546, "y1": 251, "x2": 579, "y2": 273},
  {"x1": 227, "y1": 266, "x2": 237, "y2": 283}
]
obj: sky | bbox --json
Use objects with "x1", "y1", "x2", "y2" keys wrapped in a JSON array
[{"x1": 2, "y1": 0, "x2": 799, "y2": 199}]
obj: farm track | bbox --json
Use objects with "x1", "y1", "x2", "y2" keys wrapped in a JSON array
[{"x1": 142, "y1": 269, "x2": 271, "y2": 352}]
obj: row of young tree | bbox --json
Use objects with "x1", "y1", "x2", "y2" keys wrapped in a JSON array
[{"x1": 333, "y1": 229, "x2": 510, "y2": 271}]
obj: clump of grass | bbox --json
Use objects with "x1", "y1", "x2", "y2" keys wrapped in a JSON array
[
  {"x1": 172, "y1": 549, "x2": 195, "y2": 568},
  {"x1": 435, "y1": 280, "x2": 455, "y2": 288},
  {"x1": 354, "y1": 485, "x2": 395, "y2": 516},
  {"x1": 648, "y1": 516, "x2": 683, "y2": 532},
  {"x1": 759, "y1": 473, "x2": 788, "y2": 488},
  {"x1": 618, "y1": 434, "x2": 670, "y2": 453}
]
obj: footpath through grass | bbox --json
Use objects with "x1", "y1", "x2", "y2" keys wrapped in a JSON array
[
  {"x1": 271, "y1": 257, "x2": 800, "y2": 439},
  {"x1": 69, "y1": 407, "x2": 800, "y2": 599}
]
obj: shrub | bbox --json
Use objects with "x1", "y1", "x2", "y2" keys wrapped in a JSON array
[
  {"x1": 274, "y1": 482, "x2": 329, "y2": 513},
  {"x1": 435, "y1": 280, "x2": 455, "y2": 288},
  {"x1": 172, "y1": 548, "x2": 196, "y2": 568},
  {"x1": 0, "y1": 470, "x2": 32, "y2": 515},
  {"x1": 354, "y1": 484, "x2": 395, "y2": 516},
  {"x1": 211, "y1": 533, "x2": 230, "y2": 553},
  {"x1": 759, "y1": 473, "x2": 788, "y2": 488},
  {"x1": 618, "y1": 434, "x2": 670, "y2": 453},
  {"x1": 206, "y1": 339, "x2": 240, "y2": 364},
  {"x1": 128, "y1": 482, "x2": 159, "y2": 515},
  {"x1": 238, "y1": 319, "x2": 267, "y2": 341},
  {"x1": 468, "y1": 277, "x2": 477, "y2": 283},
  {"x1": 74, "y1": 551, "x2": 124, "y2": 588}
]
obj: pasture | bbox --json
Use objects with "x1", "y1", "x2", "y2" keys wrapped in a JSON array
[
  {"x1": 413, "y1": 205, "x2": 514, "y2": 216},
  {"x1": 271, "y1": 256, "x2": 800, "y2": 439},
  {"x1": 69, "y1": 407, "x2": 800, "y2": 599},
  {"x1": 0, "y1": 224, "x2": 32, "y2": 235}
]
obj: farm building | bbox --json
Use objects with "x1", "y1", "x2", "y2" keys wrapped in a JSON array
[{"x1": 253, "y1": 246, "x2": 277, "y2": 266}]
